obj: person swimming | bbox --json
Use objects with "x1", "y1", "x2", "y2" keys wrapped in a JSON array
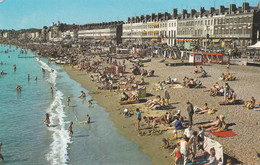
[
  {"x1": 78, "y1": 91, "x2": 86, "y2": 98},
  {"x1": 80, "y1": 114, "x2": 91, "y2": 124},
  {"x1": 88, "y1": 99, "x2": 93, "y2": 105},
  {"x1": 43, "y1": 113, "x2": 50, "y2": 127},
  {"x1": 16, "y1": 85, "x2": 22, "y2": 91},
  {"x1": 35, "y1": 76, "x2": 37, "y2": 81}
]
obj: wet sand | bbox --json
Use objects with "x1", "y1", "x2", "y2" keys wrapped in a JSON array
[{"x1": 64, "y1": 58, "x2": 260, "y2": 164}]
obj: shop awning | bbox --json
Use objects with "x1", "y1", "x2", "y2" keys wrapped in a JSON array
[
  {"x1": 141, "y1": 31, "x2": 147, "y2": 34},
  {"x1": 152, "y1": 23, "x2": 159, "y2": 26},
  {"x1": 151, "y1": 39, "x2": 158, "y2": 41},
  {"x1": 213, "y1": 39, "x2": 220, "y2": 42},
  {"x1": 224, "y1": 39, "x2": 232, "y2": 42},
  {"x1": 152, "y1": 31, "x2": 159, "y2": 34}
]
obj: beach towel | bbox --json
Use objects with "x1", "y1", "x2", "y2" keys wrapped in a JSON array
[
  {"x1": 253, "y1": 106, "x2": 260, "y2": 111},
  {"x1": 209, "y1": 130, "x2": 236, "y2": 138}
]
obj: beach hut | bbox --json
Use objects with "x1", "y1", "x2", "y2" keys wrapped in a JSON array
[
  {"x1": 188, "y1": 52, "x2": 203, "y2": 65},
  {"x1": 202, "y1": 52, "x2": 230, "y2": 65}
]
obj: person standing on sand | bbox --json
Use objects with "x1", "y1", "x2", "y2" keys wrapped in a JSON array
[
  {"x1": 136, "y1": 108, "x2": 141, "y2": 131},
  {"x1": 0, "y1": 143, "x2": 4, "y2": 161},
  {"x1": 35, "y1": 76, "x2": 37, "y2": 81},
  {"x1": 186, "y1": 101, "x2": 194, "y2": 125},
  {"x1": 68, "y1": 122, "x2": 73, "y2": 137},
  {"x1": 177, "y1": 135, "x2": 188, "y2": 165},
  {"x1": 164, "y1": 89, "x2": 170, "y2": 105},
  {"x1": 51, "y1": 87, "x2": 54, "y2": 97}
]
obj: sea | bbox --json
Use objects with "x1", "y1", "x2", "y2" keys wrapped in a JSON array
[{"x1": 0, "y1": 45, "x2": 151, "y2": 165}]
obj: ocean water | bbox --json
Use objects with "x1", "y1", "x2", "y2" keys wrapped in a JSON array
[{"x1": 0, "y1": 45, "x2": 151, "y2": 165}]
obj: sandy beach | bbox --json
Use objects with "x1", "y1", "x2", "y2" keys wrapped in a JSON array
[{"x1": 63, "y1": 57, "x2": 260, "y2": 165}]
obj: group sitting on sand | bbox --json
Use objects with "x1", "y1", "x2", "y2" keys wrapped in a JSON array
[
  {"x1": 199, "y1": 115, "x2": 228, "y2": 133},
  {"x1": 182, "y1": 76, "x2": 202, "y2": 88},
  {"x1": 220, "y1": 73, "x2": 236, "y2": 81},
  {"x1": 145, "y1": 95, "x2": 165, "y2": 110},
  {"x1": 204, "y1": 81, "x2": 224, "y2": 96}
]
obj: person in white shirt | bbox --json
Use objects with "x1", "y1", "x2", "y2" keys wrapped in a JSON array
[{"x1": 183, "y1": 125, "x2": 194, "y2": 139}]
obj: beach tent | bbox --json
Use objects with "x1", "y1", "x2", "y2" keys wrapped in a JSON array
[
  {"x1": 204, "y1": 136, "x2": 224, "y2": 163},
  {"x1": 247, "y1": 41, "x2": 260, "y2": 49}
]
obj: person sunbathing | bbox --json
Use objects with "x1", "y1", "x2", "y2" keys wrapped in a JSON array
[
  {"x1": 145, "y1": 95, "x2": 161, "y2": 107},
  {"x1": 195, "y1": 103, "x2": 215, "y2": 114},
  {"x1": 150, "y1": 98, "x2": 165, "y2": 109},
  {"x1": 199, "y1": 116, "x2": 220, "y2": 128},
  {"x1": 206, "y1": 115, "x2": 227, "y2": 132}
]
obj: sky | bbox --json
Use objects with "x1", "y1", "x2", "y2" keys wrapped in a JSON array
[{"x1": 0, "y1": 0, "x2": 259, "y2": 30}]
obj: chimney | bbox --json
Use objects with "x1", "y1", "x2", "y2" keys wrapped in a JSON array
[
  {"x1": 242, "y1": 2, "x2": 249, "y2": 12},
  {"x1": 229, "y1": 4, "x2": 236, "y2": 14},
  {"x1": 209, "y1": 7, "x2": 215, "y2": 14},
  {"x1": 219, "y1": 5, "x2": 225, "y2": 14},
  {"x1": 182, "y1": 9, "x2": 187, "y2": 18},
  {"x1": 200, "y1": 7, "x2": 205, "y2": 15},
  {"x1": 151, "y1": 13, "x2": 155, "y2": 21},
  {"x1": 190, "y1": 9, "x2": 196, "y2": 17},
  {"x1": 157, "y1": 13, "x2": 162, "y2": 21},
  {"x1": 140, "y1": 15, "x2": 144, "y2": 21},
  {"x1": 172, "y1": 8, "x2": 178, "y2": 18},
  {"x1": 136, "y1": 16, "x2": 140, "y2": 22},
  {"x1": 164, "y1": 12, "x2": 168, "y2": 20},
  {"x1": 127, "y1": 17, "x2": 131, "y2": 23}
]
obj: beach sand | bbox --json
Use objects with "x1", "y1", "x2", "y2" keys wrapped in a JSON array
[{"x1": 64, "y1": 58, "x2": 260, "y2": 164}]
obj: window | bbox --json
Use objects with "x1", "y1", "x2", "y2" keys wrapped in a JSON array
[
  {"x1": 215, "y1": 28, "x2": 218, "y2": 34},
  {"x1": 239, "y1": 29, "x2": 242, "y2": 34},
  {"x1": 211, "y1": 20, "x2": 213, "y2": 25},
  {"x1": 248, "y1": 28, "x2": 251, "y2": 34},
  {"x1": 230, "y1": 28, "x2": 232, "y2": 35},
  {"x1": 248, "y1": 17, "x2": 252, "y2": 23},
  {"x1": 243, "y1": 28, "x2": 247, "y2": 34},
  {"x1": 230, "y1": 18, "x2": 233, "y2": 24},
  {"x1": 208, "y1": 20, "x2": 210, "y2": 25},
  {"x1": 226, "y1": 29, "x2": 228, "y2": 34},
  {"x1": 233, "y1": 28, "x2": 236, "y2": 34},
  {"x1": 226, "y1": 19, "x2": 229, "y2": 24}
]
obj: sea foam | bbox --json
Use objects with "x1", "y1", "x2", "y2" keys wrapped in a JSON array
[{"x1": 36, "y1": 58, "x2": 70, "y2": 165}]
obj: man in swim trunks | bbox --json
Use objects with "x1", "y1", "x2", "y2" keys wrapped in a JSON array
[
  {"x1": 68, "y1": 122, "x2": 73, "y2": 137},
  {"x1": 51, "y1": 87, "x2": 54, "y2": 97}
]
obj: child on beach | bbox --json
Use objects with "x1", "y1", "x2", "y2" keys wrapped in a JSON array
[
  {"x1": 170, "y1": 144, "x2": 181, "y2": 165},
  {"x1": 68, "y1": 122, "x2": 73, "y2": 137},
  {"x1": 0, "y1": 143, "x2": 4, "y2": 161},
  {"x1": 136, "y1": 108, "x2": 141, "y2": 131},
  {"x1": 161, "y1": 138, "x2": 169, "y2": 149}
]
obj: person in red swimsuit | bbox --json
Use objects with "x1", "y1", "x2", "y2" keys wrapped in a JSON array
[{"x1": 170, "y1": 144, "x2": 181, "y2": 165}]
